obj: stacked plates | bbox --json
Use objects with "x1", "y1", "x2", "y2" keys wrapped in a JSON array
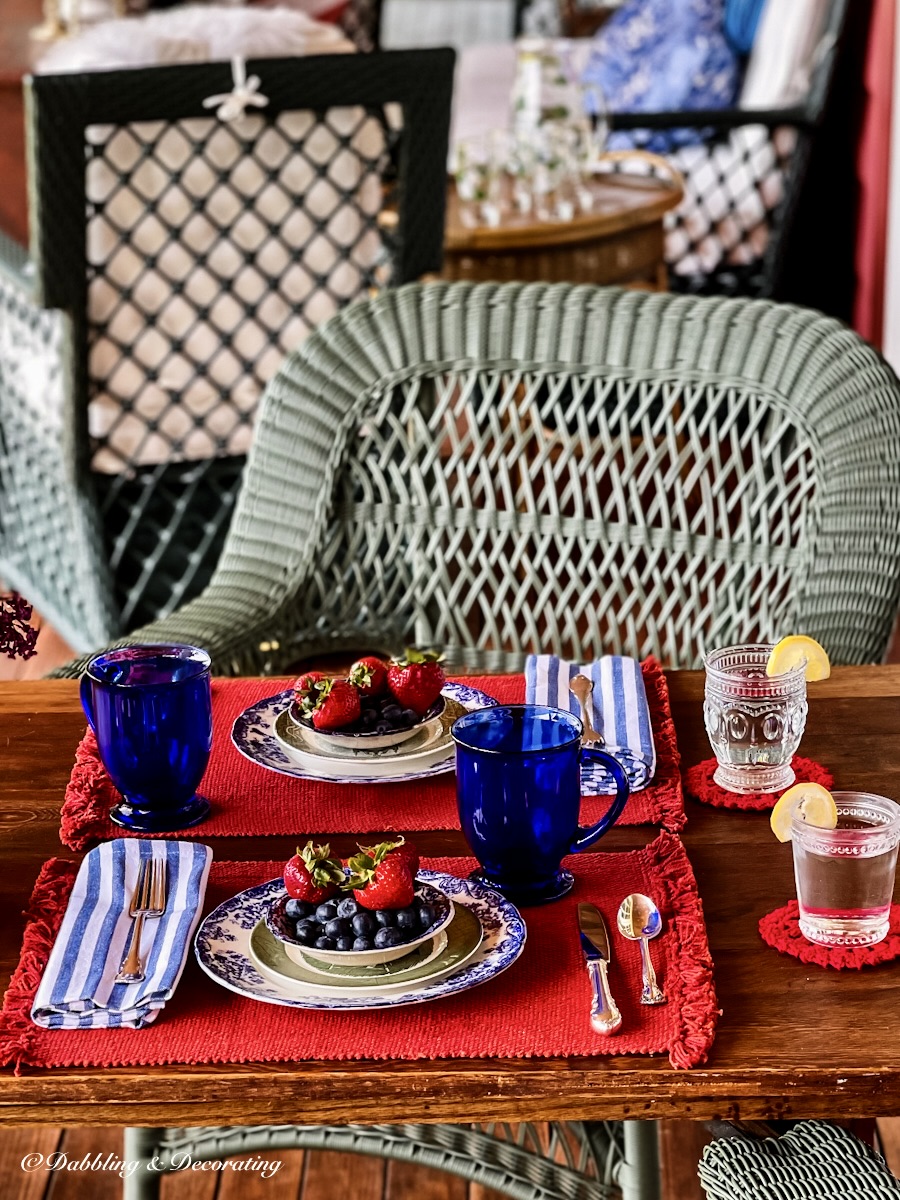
[
  {"x1": 194, "y1": 869, "x2": 526, "y2": 1010},
  {"x1": 232, "y1": 681, "x2": 497, "y2": 784}
]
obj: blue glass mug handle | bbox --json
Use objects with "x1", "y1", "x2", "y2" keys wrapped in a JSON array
[
  {"x1": 80, "y1": 674, "x2": 96, "y2": 732},
  {"x1": 569, "y1": 747, "x2": 630, "y2": 853}
]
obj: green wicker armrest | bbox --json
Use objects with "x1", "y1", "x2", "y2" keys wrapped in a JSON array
[{"x1": 700, "y1": 1121, "x2": 900, "y2": 1198}]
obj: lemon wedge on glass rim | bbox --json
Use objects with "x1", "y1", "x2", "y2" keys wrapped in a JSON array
[
  {"x1": 770, "y1": 781, "x2": 838, "y2": 842},
  {"x1": 765, "y1": 635, "x2": 831, "y2": 681}
]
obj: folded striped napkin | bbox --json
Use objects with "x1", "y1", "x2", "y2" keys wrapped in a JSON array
[
  {"x1": 525, "y1": 655, "x2": 656, "y2": 794},
  {"x1": 32, "y1": 839, "x2": 211, "y2": 1030}
]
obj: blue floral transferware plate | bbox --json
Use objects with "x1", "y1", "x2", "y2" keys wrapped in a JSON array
[
  {"x1": 194, "y1": 868, "x2": 526, "y2": 1011},
  {"x1": 231, "y1": 681, "x2": 497, "y2": 785}
]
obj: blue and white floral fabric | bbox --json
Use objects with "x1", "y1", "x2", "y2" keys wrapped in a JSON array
[{"x1": 582, "y1": 0, "x2": 740, "y2": 151}]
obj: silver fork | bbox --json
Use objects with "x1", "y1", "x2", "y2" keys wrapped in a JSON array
[
  {"x1": 116, "y1": 857, "x2": 167, "y2": 983},
  {"x1": 569, "y1": 675, "x2": 604, "y2": 746}
]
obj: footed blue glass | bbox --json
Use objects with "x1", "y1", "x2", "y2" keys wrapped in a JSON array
[
  {"x1": 80, "y1": 644, "x2": 212, "y2": 832},
  {"x1": 452, "y1": 705, "x2": 629, "y2": 905}
]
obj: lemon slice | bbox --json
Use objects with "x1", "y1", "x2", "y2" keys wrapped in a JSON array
[
  {"x1": 765, "y1": 635, "x2": 831, "y2": 681},
  {"x1": 770, "y1": 781, "x2": 838, "y2": 842}
]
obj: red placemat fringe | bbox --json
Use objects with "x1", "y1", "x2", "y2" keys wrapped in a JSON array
[
  {"x1": 651, "y1": 831, "x2": 718, "y2": 1069},
  {"x1": 0, "y1": 859, "x2": 77, "y2": 1074},
  {"x1": 61, "y1": 730, "x2": 111, "y2": 852},
  {"x1": 642, "y1": 658, "x2": 684, "y2": 833}
]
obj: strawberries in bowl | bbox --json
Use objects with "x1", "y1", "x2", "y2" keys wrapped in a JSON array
[
  {"x1": 287, "y1": 652, "x2": 446, "y2": 753},
  {"x1": 268, "y1": 837, "x2": 454, "y2": 966}
]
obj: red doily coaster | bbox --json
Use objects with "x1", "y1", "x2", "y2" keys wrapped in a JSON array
[
  {"x1": 683, "y1": 756, "x2": 833, "y2": 812},
  {"x1": 759, "y1": 900, "x2": 900, "y2": 969}
]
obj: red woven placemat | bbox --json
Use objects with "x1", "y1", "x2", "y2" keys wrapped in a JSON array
[
  {"x1": 0, "y1": 832, "x2": 715, "y2": 1073},
  {"x1": 59, "y1": 660, "x2": 684, "y2": 850},
  {"x1": 683, "y1": 756, "x2": 834, "y2": 812},
  {"x1": 759, "y1": 900, "x2": 900, "y2": 969}
]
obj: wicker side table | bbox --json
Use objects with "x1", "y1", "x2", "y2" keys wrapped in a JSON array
[{"x1": 443, "y1": 170, "x2": 683, "y2": 289}]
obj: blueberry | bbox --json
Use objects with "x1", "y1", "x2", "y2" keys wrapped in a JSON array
[
  {"x1": 325, "y1": 917, "x2": 351, "y2": 939},
  {"x1": 314, "y1": 936, "x2": 336, "y2": 950},
  {"x1": 352, "y1": 936, "x2": 373, "y2": 951},
  {"x1": 375, "y1": 721, "x2": 391, "y2": 734},
  {"x1": 352, "y1": 911, "x2": 377, "y2": 937},
  {"x1": 402, "y1": 708, "x2": 419, "y2": 723},
  {"x1": 396, "y1": 907, "x2": 418, "y2": 931},
  {"x1": 285, "y1": 898, "x2": 310, "y2": 920},
  {"x1": 294, "y1": 919, "x2": 319, "y2": 945},
  {"x1": 336, "y1": 936, "x2": 355, "y2": 951},
  {"x1": 418, "y1": 905, "x2": 436, "y2": 930},
  {"x1": 375, "y1": 909, "x2": 396, "y2": 928},
  {"x1": 384, "y1": 704, "x2": 401, "y2": 719},
  {"x1": 315, "y1": 901, "x2": 339, "y2": 923},
  {"x1": 337, "y1": 897, "x2": 360, "y2": 919},
  {"x1": 374, "y1": 927, "x2": 404, "y2": 949}
]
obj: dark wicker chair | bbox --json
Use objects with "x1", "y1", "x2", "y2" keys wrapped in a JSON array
[
  {"x1": 608, "y1": 0, "x2": 854, "y2": 302},
  {"x1": 0, "y1": 49, "x2": 453, "y2": 651}
]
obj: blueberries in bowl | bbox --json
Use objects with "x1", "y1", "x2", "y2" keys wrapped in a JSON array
[{"x1": 266, "y1": 882, "x2": 452, "y2": 964}]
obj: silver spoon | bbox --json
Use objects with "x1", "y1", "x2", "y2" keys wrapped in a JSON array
[
  {"x1": 568, "y1": 675, "x2": 604, "y2": 746},
  {"x1": 616, "y1": 893, "x2": 666, "y2": 1006}
]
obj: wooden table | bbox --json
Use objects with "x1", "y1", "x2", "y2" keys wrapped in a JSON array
[
  {"x1": 442, "y1": 172, "x2": 683, "y2": 289},
  {"x1": 1, "y1": 667, "x2": 900, "y2": 1126}
]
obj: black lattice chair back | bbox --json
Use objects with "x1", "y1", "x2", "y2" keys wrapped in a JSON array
[
  {"x1": 22, "y1": 50, "x2": 452, "y2": 638},
  {"x1": 610, "y1": 0, "x2": 851, "y2": 299}
]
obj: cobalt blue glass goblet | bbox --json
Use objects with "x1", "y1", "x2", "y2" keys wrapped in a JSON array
[{"x1": 80, "y1": 644, "x2": 212, "y2": 832}]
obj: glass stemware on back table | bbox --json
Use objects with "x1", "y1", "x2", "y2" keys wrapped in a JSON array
[
  {"x1": 80, "y1": 644, "x2": 212, "y2": 832},
  {"x1": 703, "y1": 643, "x2": 808, "y2": 794}
]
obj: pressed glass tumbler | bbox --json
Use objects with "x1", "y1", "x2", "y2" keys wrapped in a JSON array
[
  {"x1": 703, "y1": 643, "x2": 807, "y2": 794},
  {"x1": 80, "y1": 644, "x2": 212, "y2": 832},
  {"x1": 792, "y1": 792, "x2": 900, "y2": 947}
]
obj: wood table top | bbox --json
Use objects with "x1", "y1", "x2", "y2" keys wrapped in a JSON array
[{"x1": 2, "y1": 667, "x2": 900, "y2": 1127}]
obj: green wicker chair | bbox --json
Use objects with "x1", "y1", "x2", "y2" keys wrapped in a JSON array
[
  {"x1": 55, "y1": 280, "x2": 900, "y2": 678},
  {"x1": 0, "y1": 50, "x2": 453, "y2": 652},
  {"x1": 700, "y1": 1120, "x2": 900, "y2": 1198}
]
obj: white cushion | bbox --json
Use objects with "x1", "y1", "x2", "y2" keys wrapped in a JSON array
[{"x1": 740, "y1": 0, "x2": 832, "y2": 109}]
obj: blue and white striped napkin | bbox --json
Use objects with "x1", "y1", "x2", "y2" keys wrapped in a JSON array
[
  {"x1": 32, "y1": 839, "x2": 212, "y2": 1030},
  {"x1": 525, "y1": 655, "x2": 656, "y2": 794}
]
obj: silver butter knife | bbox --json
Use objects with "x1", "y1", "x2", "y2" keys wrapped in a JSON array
[{"x1": 578, "y1": 903, "x2": 623, "y2": 1035}]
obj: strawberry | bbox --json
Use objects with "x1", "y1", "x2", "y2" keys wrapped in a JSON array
[
  {"x1": 292, "y1": 671, "x2": 326, "y2": 705},
  {"x1": 386, "y1": 649, "x2": 446, "y2": 716},
  {"x1": 302, "y1": 677, "x2": 361, "y2": 730},
  {"x1": 347, "y1": 840, "x2": 415, "y2": 910},
  {"x1": 349, "y1": 655, "x2": 389, "y2": 697},
  {"x1": 284, "y1": 841, "x2": 345, "y2": 904},
  {"x1": 359, "y1": 835, "x2": 419, "y2": 879}
]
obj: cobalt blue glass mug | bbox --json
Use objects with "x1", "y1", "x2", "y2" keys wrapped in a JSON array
[
  {"x1": 452, "y1": 704, "x2": 629, "y2": 905},
  {"x1": 79, "y1": 644, "x2": 213, "y2": 832}
]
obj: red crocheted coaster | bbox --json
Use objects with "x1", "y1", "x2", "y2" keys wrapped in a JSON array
[
  {"x1": 683, "y1": 756, "x2": 834, "y2": 812},
  {"x1": 759, "y1": 901, "x2": 900, "y2": 969}
]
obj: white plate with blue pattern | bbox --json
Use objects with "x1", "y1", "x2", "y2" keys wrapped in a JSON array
[
  {"x1": 194, "y1": 869, "x2": 526, "y2": 1010},
  {"x1": 231, "y1": 681, "x2": 497, "y2": 785}
]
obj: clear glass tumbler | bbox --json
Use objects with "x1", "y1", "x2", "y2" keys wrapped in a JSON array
[
  {"x1": 792, "y1": 792, "x2": 900, "y2": 946},
  {"x1": 703, "y1": 643, "x2": 807, "y2": 793}
]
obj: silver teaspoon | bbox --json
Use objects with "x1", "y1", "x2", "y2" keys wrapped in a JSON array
[
  {"x1": 616, "y1": 893, "x2": 666, "y2": 1006},
  {"x1": 568, "y1": 675, "x2": 604, "y2": 746}
]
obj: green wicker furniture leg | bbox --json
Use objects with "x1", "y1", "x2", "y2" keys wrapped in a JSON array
[
  {"x1": 0, "y1": 50, "x2": 453, "y2": 649},
  {"x1": 54, "y1": 280, "x2": 900, "y2": 677}
]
